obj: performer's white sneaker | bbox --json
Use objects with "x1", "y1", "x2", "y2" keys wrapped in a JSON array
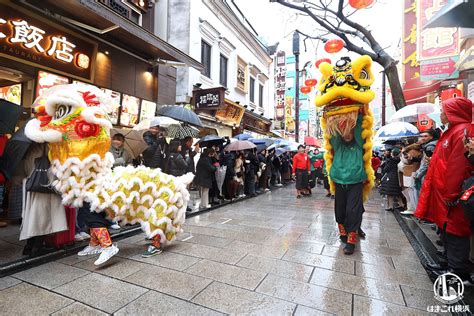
[
  {"x1": 94, "y1": 244, "x2": 119, "y2": 265},
  {"x1": 78, "y1": 245, "x2": 103, "y2": 256}
]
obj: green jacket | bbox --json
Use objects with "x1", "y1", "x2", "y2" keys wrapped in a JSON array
[
  {"x1": 329, "y1": 115, "x2": 367, "y2": 184},
  {"x1": 308, "y1": 152, "x2": 318, "y2": 172}
]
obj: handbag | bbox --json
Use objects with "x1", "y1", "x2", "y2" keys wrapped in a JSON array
[{"x1": 26, "y1": 145, "x2": 55, "y2": 193}]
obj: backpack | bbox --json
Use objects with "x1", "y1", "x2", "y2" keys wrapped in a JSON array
[{"x1": 460, "y1": 175, "x2": 474, "y2": 220}]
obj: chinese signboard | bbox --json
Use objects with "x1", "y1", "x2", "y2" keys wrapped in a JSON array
[
  {"x1": 274, "y1": 51, "x2": 286, "y2": 122},
  {"x1": 420, "y1": 56, "x2": 459, "y2": 81},
  {"x1": 215, "y1": 100, "x2": 245, "y2": 126},
  {"x1": 402, "y1": 0, "x2": 440, "y2": 104},
  {"x1": 193, "y1": 87, "x2": 225, "y2": 109},
  {"x1": 241, "y1": 112, "x2": 270, "y2": 135},
  {"x1": 236, "y1": 56, "x2": 248, "y2": 93},
  {"x1": 0, "y1": 3, "x2": 96, "y2": 81},
  {"x1": 417, "y1": 0, "x2": 460, "y2": 61}
]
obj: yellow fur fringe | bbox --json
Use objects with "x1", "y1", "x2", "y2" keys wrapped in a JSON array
[{"x1": 321, "y1": 104, "x2": 374, "y2": 202}]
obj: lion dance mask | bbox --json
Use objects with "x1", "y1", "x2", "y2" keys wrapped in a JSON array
[
  {"x1": 315, "y1": 56, "x2": 375, "y2": 201},
  {"x1": 25, "y1": 84, "x2": 193, "y2": 244}
]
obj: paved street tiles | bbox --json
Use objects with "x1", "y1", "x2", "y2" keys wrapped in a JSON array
[
  {"x1": 294, "y1": 305, "x2": 334, "y2": 316},
  {"x1": 192, "y1": 281, "x2": 296, "y2": 315},
  {"x1": 177, "y1": 232, "x2": 233, "y2": 248},
  {"x1": 53, "y1": 273, "x2": 148, "y2": 314},
  {"x1": 130, "y1": 250, "x2": 201, "y2": 271},
  {"x1": 52, "y1": 302, "x2": 108, "y2": 316},
  {"x1": 124, "y1": 265, "x2": 212, "y2": 300},
  {"x1": 237, "y1": 253, "x2": 314, "y2": 282},
  {"x1": 74, "y1": 256, "x2": 148, "y2": 279},
  {"x1": 400, "y1": 285, "x2": 440, "y2": 311},
  {"x1": 283, "y1": 249, "x2": 355, "y2": 275},
  {"x1": 0, "y1": 276, "x2": 21, "y2": 291},
  {"x1": 256, "y1": 274, "x2": 352, "y2": 315},
  {"x1": 353, "y1": 295, "x2": 431, "y2": 315},
  {"x1": 223, "y1": 239, "x2": 289, "y2": 259},
  {"x1": 13, "y1": 262, "x2": 89, "y2": 290},
  {"x1": 0, "y1": 283, "x2": 73, "y2": 314},
  {"x1": 116, "y1": 290, "x2": 223, "y2": 315},
  {"x1": 321, "y1": 245, "x2": 395, "y2": 267},
  {"x1": 309, "y1": 266, "x2": 405, "y2": 305},
  {"x1": 185, "y1": 259, "x2": 267, "y2": 290},
  {"x1": 172, "y1": 242, "x2": 248, "y2": 264}
]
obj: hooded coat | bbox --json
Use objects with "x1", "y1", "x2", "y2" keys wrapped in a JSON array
[{"x1": 415, "y1": 97, "x2": 474, "y2": 237}]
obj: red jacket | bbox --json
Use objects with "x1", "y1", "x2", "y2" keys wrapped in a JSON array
[
  {"x1": 292, "y1": 153, "x2": 310, "y2": 173},
  {"x1": 371, "y1": 156, "x2": 381, "y2": 172},
  {"x1": 415, "y1": 97, "x2": 474, "y2": 237}
]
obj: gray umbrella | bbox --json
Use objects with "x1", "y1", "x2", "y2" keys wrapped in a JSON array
[
  {"x1": 157, "y1": 106, "x2": 203, "y2": 128},
  {"x1": 166, "y1": 125, "x2": 199, "y2": 139}
]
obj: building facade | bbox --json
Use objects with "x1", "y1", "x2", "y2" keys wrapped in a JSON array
[
  {"x1": 0, "y1": 0, "x2": 201, "y2": 128},
  {"x1": 157, "y1": 0, "x2": 274, "y2": 137}
]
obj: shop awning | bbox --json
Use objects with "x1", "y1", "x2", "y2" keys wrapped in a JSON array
[
  {"x1": 22, "y1": 0, "x2": 203, "y2": 70},
  {"x1": 424, "y1": 0, "x2": 474, "y2": 29}
]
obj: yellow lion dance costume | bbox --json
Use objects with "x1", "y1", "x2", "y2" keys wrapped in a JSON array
[
  {"x1": 315, "y1": 56, "x2": 375, "y2": 254},
  {"x1": 25, "y1": 84, "x2": 193, "y2": 264}
]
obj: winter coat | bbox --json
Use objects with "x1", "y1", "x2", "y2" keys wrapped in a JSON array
[
  {"x1": 194, "y1": 155, "x2": 217, "y2": 188},
  {"x1": 371, "y1": 156, "x2": 381, "y2": 173},
  {"x1": 245, "y1": 153, "x2": 259, "y2": 176},
  {"x1": 181, "y1": 147, "x2": 197, "y2": 173},
  {"x1": 415, "y1": 97, "x2": 474, "y2": 237},
  {"x1": 142, "y1": 131, "x2": 167, "y2": 169},
  {"x1": 167, "y1": 152, "x2": 188, "y2": 177},
  {"x1": 379, "y1": 156, "x2": 402, "y2": 196},
  {"x1": 413, "y1": 140, "x2": 437, "y2": 183},
  {"x1": 109, "y1": 146, "x2": 133, "y2": 168}
]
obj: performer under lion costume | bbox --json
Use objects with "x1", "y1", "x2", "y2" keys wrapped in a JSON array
[
  {"x1": 315, "y1": 56, "x2": 375, "y2": 254},
  {"x1": 25, "y1": 84, "x2": 193, "y2": 264}
]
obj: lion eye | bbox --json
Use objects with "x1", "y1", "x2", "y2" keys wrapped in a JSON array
[
  {"x1": 360, "y1": 69, "x2": 369, "y2": 80},
  {"x1": 54, "y1": 104, "x2": 72, "y2": 120}
]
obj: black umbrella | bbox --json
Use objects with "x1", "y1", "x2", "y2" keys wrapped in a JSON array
[
  {"x1": 0, "y1": 99, "x2": 22, "y2": 134},
  {"x1": 256, "y1": 143, "x2": 267, "y2": 153},
  {"x1": 196, "y1": 135, "x2": 225, "y2": 147},
  {"x1": 157, "y1": 106, "x2": 203, "y2": 128},
  {"x1": 0, "y1": 120, "x2": 33, "y2": 180},
  {"x1": 424, "y1": 0, "x2": 474, "y2": 29}
]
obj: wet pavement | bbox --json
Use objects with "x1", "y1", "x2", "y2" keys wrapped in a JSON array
[{"x1": 0, "y1": 185, "x2": 438, "y2": 315}]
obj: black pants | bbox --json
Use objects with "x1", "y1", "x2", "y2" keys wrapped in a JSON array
[
  {"x1": 78, "y1": 203, "x2": 109, "y2": 228},
  {"x1": 445, "y1": 232, "x2": 470, "y2": 275},
  {"x1": 335, "y1": 182, "x2": 364, "y2": 233}
]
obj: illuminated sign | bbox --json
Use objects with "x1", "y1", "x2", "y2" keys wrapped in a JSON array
[{"x1": 0, "y1": 3, "x2": 96, "y2": 81}]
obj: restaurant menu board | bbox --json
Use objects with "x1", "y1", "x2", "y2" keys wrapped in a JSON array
[
  {"x1": 36, "y1": 71, "x2": 69, "y2": 97},
  {"x1": 0, "y1": 84, "x2": 22, "y2": 105},
  {"x1": 140, "y1": 100, "x2": 156, "y2": 122},
  {"x1": 101, "y1": 88, "x2": 121, "y2": 125},
  {"x1": 121, "y1": 94, "x2": 140, "y2": 126}
]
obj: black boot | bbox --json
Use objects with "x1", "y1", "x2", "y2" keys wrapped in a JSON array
[{"x1": 23, "y1": 238, "x2": 35, "y2": 256}]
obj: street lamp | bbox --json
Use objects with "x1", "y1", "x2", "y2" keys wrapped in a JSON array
[{"x1": 293, "y1": 31, "x2": 300, "y2": 142}]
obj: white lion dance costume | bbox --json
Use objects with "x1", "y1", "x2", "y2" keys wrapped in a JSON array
[
  {"x1": 315, "y1": 56, "x2": 375, "y2": 255},
  {"x1": 25, "y1": 84, "x2": 193, "y2": 264}
]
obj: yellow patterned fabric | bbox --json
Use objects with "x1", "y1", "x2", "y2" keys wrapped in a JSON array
[{"x1": 315, "y1": 56, "x2": 375, "y2": 202}]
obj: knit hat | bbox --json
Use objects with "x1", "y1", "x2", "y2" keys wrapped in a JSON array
[{"x1": 391, "y1": 147, "x2": 401, "y2": 156}]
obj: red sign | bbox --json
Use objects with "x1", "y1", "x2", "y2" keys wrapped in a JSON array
[
  {"x1": 402, "y1": 0, "x2": 440, "y2": 104},
  {"x1": 417, "y1": 0, "x2": 460, "y2": 61}
]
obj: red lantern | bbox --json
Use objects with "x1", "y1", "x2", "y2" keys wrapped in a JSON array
[
  {"x1": 315, "y1": 58, "x2": 331, "y2": 69},
  {"x1": 349, "y1": 0, "x2": 375, "y2": 9},
  {"x1": 324, "y1": 39, "x2": 344, "y2": 54},
  {"x1": 300, "y1": 86, "x2": 312, "y2": 94},
  {"x1": 304, "y1": 79, "x2": 317, "y2": 87}
]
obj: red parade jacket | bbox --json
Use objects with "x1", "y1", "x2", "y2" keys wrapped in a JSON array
[
  {"x1": 415, "y1": 97, "x2": 474, "y2": 237},
  {"x1": 292, "y1": 153, "x2": 310, "y2": 174}
]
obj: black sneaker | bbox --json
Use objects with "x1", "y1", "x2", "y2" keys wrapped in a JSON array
[
  {"x1": 343, "y1": 243, "x2": 355, "y2": 255},
  {"x1": 340, "y1": 235, "x2": 347, "y2": 243}
]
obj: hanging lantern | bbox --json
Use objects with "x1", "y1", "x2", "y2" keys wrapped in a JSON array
[
  {"x1": 349, "y1": 0, "x2": 375, "y2": 9},
  {"x1": 304, "y1": 78, "x2": 317, "y2": 87},
  {"x1": 300, "y1": 86, "x2": 312, "y2": 94},
  {"x1": 315, "y1": 58, "x2": 331, "y2": 69},
  {"x1": 324, "y1": 39, "x2": 344, "y2": 54}
]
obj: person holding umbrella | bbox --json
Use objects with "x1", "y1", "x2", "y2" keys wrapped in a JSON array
[
  {"x1": 142, "y1": 123, "x2": 168, "y2": 170},
  {"x1": 181, "y1": 136, "x2": 199, "y2": 174},
  {"x1": 167, "y1": 139, "x2": 188, "y2": 177},
  {"x1": 292, "y1": 145, "x2": 311, "y2": 199},
  {"x1": 109, "y1": 133, "x2": 133, "y2": 168},
  {"x1": 194, "y1": 148, "x2": 218, "y2": 209}
]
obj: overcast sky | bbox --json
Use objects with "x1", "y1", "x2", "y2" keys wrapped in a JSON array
[{"x1": 234, "y1": 0, "x2": 404, "y2": 100}]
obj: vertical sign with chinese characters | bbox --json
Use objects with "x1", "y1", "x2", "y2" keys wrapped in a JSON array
[
  {"x1": 0, "y1": 3, "x2": 96, "y2": 81},
  {"x1": 417, "y1": 0, "x2": 460, "y2": 81},
  {"x1": 274, "y1": 51, "x2": 286, "y2": 122},
  {"x1": 402, "y1": 0, "x2": 440, "y2": 104}
]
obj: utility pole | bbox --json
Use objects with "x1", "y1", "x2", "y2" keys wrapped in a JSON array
[
  {"x1": 293, "y1": 31, "x2": 300, "y2": 142},
  {"x1": 381, "y1": 70, "x2": 386, "y2": 126}
]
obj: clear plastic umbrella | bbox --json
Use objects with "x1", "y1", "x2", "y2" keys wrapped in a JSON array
[{"x1": 389, "y1": 103, "x2": 438, "y2": 123}]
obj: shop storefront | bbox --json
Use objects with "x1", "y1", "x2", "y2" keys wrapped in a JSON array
[
  {"x1": 0, "y1": 0, "x2": 201, "y2": 128},
  {"x1": 192, "y1": 87, "x2": 245, "y2": 137}
]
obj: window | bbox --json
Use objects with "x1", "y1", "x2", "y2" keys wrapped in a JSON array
[
  {"x1": 201, "y1": 40, "x2": 212, "y2": 78},
  {"x1": 249, "y1": 77, "x2": 255, "y2": 103},
  {"x1": 219, "y1": 54, "x2": 228, "y2": 87},
  {"x1": 259, "y1": 84, "x2": 264, "y2": 108}
]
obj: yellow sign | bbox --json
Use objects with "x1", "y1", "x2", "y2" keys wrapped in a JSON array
[{"x1": 215, "y1": 100, "x2": 245, "y2": 126}]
